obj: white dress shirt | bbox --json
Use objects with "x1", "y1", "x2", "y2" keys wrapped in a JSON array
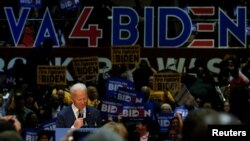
[{"x1": 72, "y1": 104, "x2": 86, "y2": 119}]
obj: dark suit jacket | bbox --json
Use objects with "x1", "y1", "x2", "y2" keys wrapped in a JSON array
[{"x1": 56, "y1": 105, "x2": 102, "y2": 128}]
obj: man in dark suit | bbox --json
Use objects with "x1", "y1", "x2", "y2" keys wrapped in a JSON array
[{"x1": 56, "y1": 83, "x2": 102, "y2": 128}]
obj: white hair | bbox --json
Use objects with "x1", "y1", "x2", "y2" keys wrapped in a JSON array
[
  {"x1": 70, "y1": 83, "x2": 87, "y2": 95},
  {"x1": 161, "y1": 103, "x2": 173, "y2": 112}
]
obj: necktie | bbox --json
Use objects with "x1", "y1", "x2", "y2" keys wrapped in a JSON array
[{"x1": 78, "y1": 109, "x2": 83, "y2": 118}]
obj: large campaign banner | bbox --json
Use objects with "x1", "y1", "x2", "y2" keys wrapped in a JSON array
[{"x1": 1, "y1": 5, "x2": 248, "y2": 48}]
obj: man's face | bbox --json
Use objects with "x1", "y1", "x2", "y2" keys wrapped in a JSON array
[
  {"x1": 71, "y1": 89, "x2": 88, "y2": 110},
  {"x1": 57, "y1": 89, "x2": 65, "y2": 101},
  {"x1": 135, "y1": 123, "x2": 147, "y2": 133}
]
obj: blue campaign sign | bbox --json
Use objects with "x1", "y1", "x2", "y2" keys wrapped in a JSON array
[
  {"x1": 117, "y1": 87, "x2": 144, "y2": 104},
  {"x1": 106, "y1": 77, "x2": 135, "y2": 98},
  {"x1": 19, "y1": 0, "x2": 42, "y2": 8},
  {"x1": 100, "y1": 99, "x2": 122, "y2": 117},
  {"x1": 122, "y1": 102, "x2": 154, "y2": 120},
  {"x1": 59, "y1": 0, "x2": 80, "y2": 11},
  {"x1": 23, "y1": 128, "x2": 55, "y2": 141},
  {"x1": 23, "y1": 128, "x2": 39, "y2": 141},
  {"x1": 55, "y1": 128, "x2": 97, "y2": 141},
  {"x1": 174, "y1": 105, "x2": 189, "y2": 120},
  {"x1": 40, "y1": 118, "x2": 57, "y2": 131},
  {"x1": 157, "y1": 112, "x2": 175, "y2": 133}
]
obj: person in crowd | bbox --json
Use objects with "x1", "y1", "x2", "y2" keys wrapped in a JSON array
[
  {"x1": 229, "y1": 84, "x2": 250, "y2": 124},
  {"x1": 120, "y1": 64, "x2": 134, "y2": 82},
  {"x1": 0, "y1": 115, "x2": 22, "y2": 133},
  {"x1": 222, "y1": 100, "x2": 231, "y2": 113},
  {"x1": 168, "y1": 112, "x2": 183, "y2": 140},
  {"x1": 132, "y1": 59, "x2": 157, "y2": 91},
  {"x1": 170, "y1": 113, "x2": 183, "y2": 132},
  {"x1": 0, "y1": 131, "x2": 23, "y2": 141},
  {"x1": 159, "y1": 109, "x2": 183, "y2": 141},
  {"x1": 108, "y1": 64, "x2": 132, "y2": 82},
  {"x1": 167, "y1": 128, "x2": 180, "y2": 141},
  {"x1": 56, "y1": 83, "x2": 102, "y2": 128},
  {"x1": 7, "y1": 92, "x2": 33, "y2": 126},
  {"x1": 38, "y1": 90, "x2": 67, "y2": 123},
  {"x1": 202, "y1": 101, "x2": 213, "y2": 109},
  {"x1": 23, "y1": 90, "x2": 40, "y2": 118},
  {"x1": 37, "y1": 131, "x2": 51, "y2": 141},
  {"x1": 0, "y1": 118, "x2": 16, "y2": 133},
  {"x1": 181, "y1": 108, "x2": 241, "y2": 141},
  {"x1": 193, "y1": 97, "x2": 203, "y2": 109},
  {"x1": 84, "y1": 128, "x2": 125, "y2": 141},
  {"x1": 188, "y1": 59, "x2": 222, "y2": 110},
  {"x1": 141, "y1": 86, "x2": 161, "y2": 118},
  {"x1": 148, "y1": 75, "x2": 176, "y2": 108},
  {"x1": 54, "y1": 88, "x2": 70, "y2": 108},
  {"x1": 229, "y1": 64, "x2": 249, "y2": 92},
  {"x1": 158, "y1": 103, "x2": 175, "y2": 141},
  {"x1": 18, "y1": 23, "x2": 35, "y2": 48},
  {"x1": 0, "y1": 94, "x2": 7, "y2": 117},
  {"x1": 129, "y1": 118, "x2": 160, "y2": 141},
  {"x1": 219, "y1": 54, "x2": 249, "y2": 92},
  {"x1": 51, "y1": 94, "x2": 67, "y2": 119},
  {"x1": 87, "y1": 86, "x2": 101, "y2": 108},
  {"x1": 241, "y1": 57, "x2": 250, "y2": 80},
  {"x1": 24, "y1": 112, "x2": 40, "y2": 128},
  {"x1": 52, "y1": 88, "x2": 72, "y2": 105},
  {"x1": 160, "y1": 103, "x2": 173, "y2": 113},
  {"x1": 101, "y1": 121, "x2": 128, "y2": 140}
]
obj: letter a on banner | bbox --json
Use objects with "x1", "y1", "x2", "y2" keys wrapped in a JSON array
[{"x1": 34, "y1": 7, "x2": 59, "y2": 47}]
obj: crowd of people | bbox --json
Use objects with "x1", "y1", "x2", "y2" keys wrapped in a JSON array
[{"x1": 0, "y1": 52, "x2": 249, "y2": 141}]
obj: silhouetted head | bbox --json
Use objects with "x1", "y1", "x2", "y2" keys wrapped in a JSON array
[{"x1": 182, "y1": 108, "x2": 241, "y2": 141}]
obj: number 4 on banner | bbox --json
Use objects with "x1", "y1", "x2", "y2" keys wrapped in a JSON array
[{"x1": 69, "y1": 7, "x2": 103, "y2": 47}]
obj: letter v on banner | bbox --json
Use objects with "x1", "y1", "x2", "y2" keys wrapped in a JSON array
[
  {"x1": 69, "y1": 7, "x2": 103, "y2": 47},
  {"x1": 4, "y1": 7, "x2": 30, "y2": 47}
]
